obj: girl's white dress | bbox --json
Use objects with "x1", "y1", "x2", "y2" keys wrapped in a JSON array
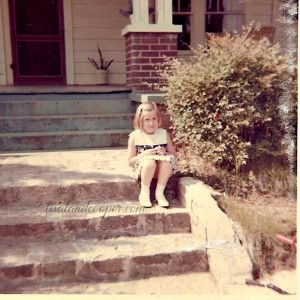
[{"x1": 129, "y1": 128, "x2": 177, "y2": 180}]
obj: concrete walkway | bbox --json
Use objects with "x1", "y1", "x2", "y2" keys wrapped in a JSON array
[{"x1": 5, "y1": 270, "x2": 296, "y2": 296}]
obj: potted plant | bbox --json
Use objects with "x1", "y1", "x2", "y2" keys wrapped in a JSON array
[{"x1": 88, "y1": 45, "x2": 114, "y2": 85}]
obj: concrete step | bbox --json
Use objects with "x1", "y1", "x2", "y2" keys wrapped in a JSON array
[
  {"x1": 0, "y1": 149, "x2": 179, "y2": 208},
  {"x1": 0, "y1": 129, "x2": 131, "y2": 151},
  {"x1": 0, "y1": 93, "x2": 134, "y2": 116},
  {"x1": 1, "y1": 272, "x2": 219, "y2": 294},
  {"x1": 0, "y1": 177, "x2": 179, "y2": 209},
  {"x1": 0, "y1": 201, "x2": 190, "y2": 241},
  {"x1": 0, "y1": 148, "x2": 212, "y2": 294},
  {"x1": 0, "y1": 113, "x2": 134, "y2": 133},
  {"x1": 0, "y1": 92, "x2": 135, "y2": 151},
  {"x1": 0, "y1": 177, "x2": 139, "y2": 208},
  {"x1": 0, "y1": 233, "x2": 209, "y2": 286}
]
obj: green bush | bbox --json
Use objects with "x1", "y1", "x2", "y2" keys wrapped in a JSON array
[{"x1": 159, "y1": 25, "x2": 294, "y2": 171}]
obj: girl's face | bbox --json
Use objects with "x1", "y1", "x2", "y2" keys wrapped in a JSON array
[{"x1": 141, "y1": 110, "x2": 159, "y2": 134}]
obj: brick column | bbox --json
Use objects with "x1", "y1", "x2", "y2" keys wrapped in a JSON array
[{"x1": 125, "y1": 32, "x2": 178, "y2": 92}]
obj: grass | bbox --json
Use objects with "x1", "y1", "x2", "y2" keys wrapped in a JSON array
[
  {"x1": 217, "y1": 195, "x2": 296, "y2": 277},
  {"x1": 177, "y1": 148, "x2": 297, "y2": 277}
]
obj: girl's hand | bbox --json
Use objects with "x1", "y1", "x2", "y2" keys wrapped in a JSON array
[
  {"x1": 140, "y1": 148, "x2": 157, "y2": 157},
  {"x1": 154, "y1": 146, "x2": 166, "y2": 156}
]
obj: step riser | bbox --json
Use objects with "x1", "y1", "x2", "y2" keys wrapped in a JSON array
[
  {"x1": 0, "y1": 182, "x2": 139, "y2": 208},
  {"x1": 0, "y1": 99, "x2": 135, "y2": 116},
  {"x1": 0, "y1": 132, "x2": 129, "y2": 151},
  {"x1": 0, "y1": 115, "x2": 134, "y2": 133},
  {"x1": 0, "y1": 251, "x2": 208, "y2": 284},
  {"x1": 0, "y1": 93, "x2": 135, "y2": 152},
  {"x1": 0, "y1": 212, "x2": 191, "y2": 241},
  {"x1": 0, "y1": 178, "x2": 178, "y2": 208}
]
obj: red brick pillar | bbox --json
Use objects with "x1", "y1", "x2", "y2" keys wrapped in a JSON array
[{"x1": 125, "y1": 32, "x2": 178, "y2": 92}]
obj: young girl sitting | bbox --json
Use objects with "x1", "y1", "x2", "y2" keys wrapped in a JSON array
[{"x1": 127, "y1": 102, "x2": 177, "y2": 208}]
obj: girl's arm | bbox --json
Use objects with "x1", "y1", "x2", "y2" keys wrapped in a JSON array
[
  {"x1": 127, "y1": 134, "x2": 157, "y2": 167},
  {"x1": 127, "y1": 135, "x2": 138, "y2": 167}
]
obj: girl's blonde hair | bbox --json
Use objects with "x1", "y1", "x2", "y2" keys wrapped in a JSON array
[{"x1": 133, "y1": 102, "x2": 162, "y2": 130}]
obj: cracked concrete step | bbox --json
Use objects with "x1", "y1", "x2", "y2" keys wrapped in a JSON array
[
  {"x1": 0, "y1": 94, "x2": 134, "y2": 116},
  {"x1": 0, "y1": 113, "x2": 134, "y2": 132},
  {"x1": 0, "y1": 233, "x2": 209, "y2": 287},
  {"x1": 0, "y1": 201, "x2": 191, "y2": 241},
  {"x1": 0, "y1": 129, "x2": 131, "y2": 151}
]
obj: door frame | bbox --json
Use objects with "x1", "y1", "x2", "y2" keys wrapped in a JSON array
[{"x1": 8, "y1": 0, "x2": 67, "y2": 85}]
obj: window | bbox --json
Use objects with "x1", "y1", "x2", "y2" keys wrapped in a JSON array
[
  {"x1": 172, "y1": 0, "x2": 192, "y2": 50},
  {"x1": 206, "y1": 0, "x2": 244, "y2": 34},
  {"x1": 172, "y1": 0, "x2": 245, "y2": 50}
]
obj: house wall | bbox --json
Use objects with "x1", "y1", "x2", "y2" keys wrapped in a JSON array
[
  {"x1": 246, "y1": 0, "x2": 297, "y2": 48},
  {"x1": 72, "y1": 0, "x2": 130, "y2": 85},
  {"x1": 0, "y1": 0, "x2": 297, "y2": 86},
  {"x1": 246, "y1": 0, "x2": 274, "y2": 26},
  {"x1": 0, "y1": 0, "x2": 6, "y2": 85}
]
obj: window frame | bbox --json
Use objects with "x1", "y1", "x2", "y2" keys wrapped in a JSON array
[
  {"x1": 172, "y1": 0, "x2": 205, "y2": 55},
  {"x1": 172, "y1": 0, "x2": 246, "y2": 56},
  {"x1": 205, "y1": 0, "x2": 245, "y2": 34},
  {"x1": 172, "y1": 0, "x2": 193, "y2": 52}
]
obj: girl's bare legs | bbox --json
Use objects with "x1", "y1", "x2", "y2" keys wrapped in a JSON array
[
  {"x1": 139, "y1": 159, "x2": 156, "y2": 207},
  {"x1": 155, "y1": 161, "x2": 172, "y2": 207},
  {"x1": 156, "y1": 161, "x2": 172, "y2": 186}
]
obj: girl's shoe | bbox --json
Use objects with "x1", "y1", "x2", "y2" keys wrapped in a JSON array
[
  {"x1": 156, "y1": 194, "x2": 169, "y2": 207},
  {"x1": 138, "y1": 193, "x2": 152, "y2": 208}
]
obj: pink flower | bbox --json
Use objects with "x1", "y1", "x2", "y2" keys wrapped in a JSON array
[{"x1": 213, "y1": 112, "x2": 221, "y2": 121}]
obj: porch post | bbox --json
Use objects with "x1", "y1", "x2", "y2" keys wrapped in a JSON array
[
  {"x1": 122, "y1": 0, "x2": 182, "y2": 92},
  {"x1": 155, "y1": 0, "x2": 172, "y2": 25},
  {"x1": 131, "y1": 0, "x2": 149, "y2": 25}
]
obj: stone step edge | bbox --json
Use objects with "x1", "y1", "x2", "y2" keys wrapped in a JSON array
[
  {"x1": 0, "y1": 233, "x2": 205, "y2": 267},
  {"x1": 0, "y1": 234, "x2": 209, "y2": 283},
  {"x1": 1, "y1": 271, "x2": 218, "y2": 294},
  {"x1": 0, "y1": 208, "x2": 191, "y2": 241},
  {"x1": 0, "y1": 179, "x2": 181, "y2": 207},
  {"x1": 0, "y1": 203, "x2": 188, "y2": 225},
  {"x1": 0, "y1": 181, "x2": 138, "y2": 206},
  {"x1": 0, "y1": 129, "x2": 132, "y2": 137}
]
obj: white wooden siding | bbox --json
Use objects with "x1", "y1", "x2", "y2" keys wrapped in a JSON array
[
  {"x1": 245, "y1": 0, "x2": 297, "y2": 48},
  {"x1": 246, "y1": 0, "x2": 274, "y2": 26},
  {"x1": 72, "y1": 0, "x2": 129, "y2": 85},
  {"x1": 0, "y1": 0, "x2": 6, "y2": 85}
]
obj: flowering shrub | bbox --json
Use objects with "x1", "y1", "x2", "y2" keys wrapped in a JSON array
[{"x1": 159, "y1": 26, "x2": 293, "y2": 171}]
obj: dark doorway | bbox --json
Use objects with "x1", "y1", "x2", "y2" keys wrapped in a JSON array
[{"x1": 9, "y1": 0, "x2": 66, "y2": 85}]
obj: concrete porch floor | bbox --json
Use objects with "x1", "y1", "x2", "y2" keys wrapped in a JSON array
[{"x1": 0, "y1": 85, "x2": 132, "y2": 94}]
